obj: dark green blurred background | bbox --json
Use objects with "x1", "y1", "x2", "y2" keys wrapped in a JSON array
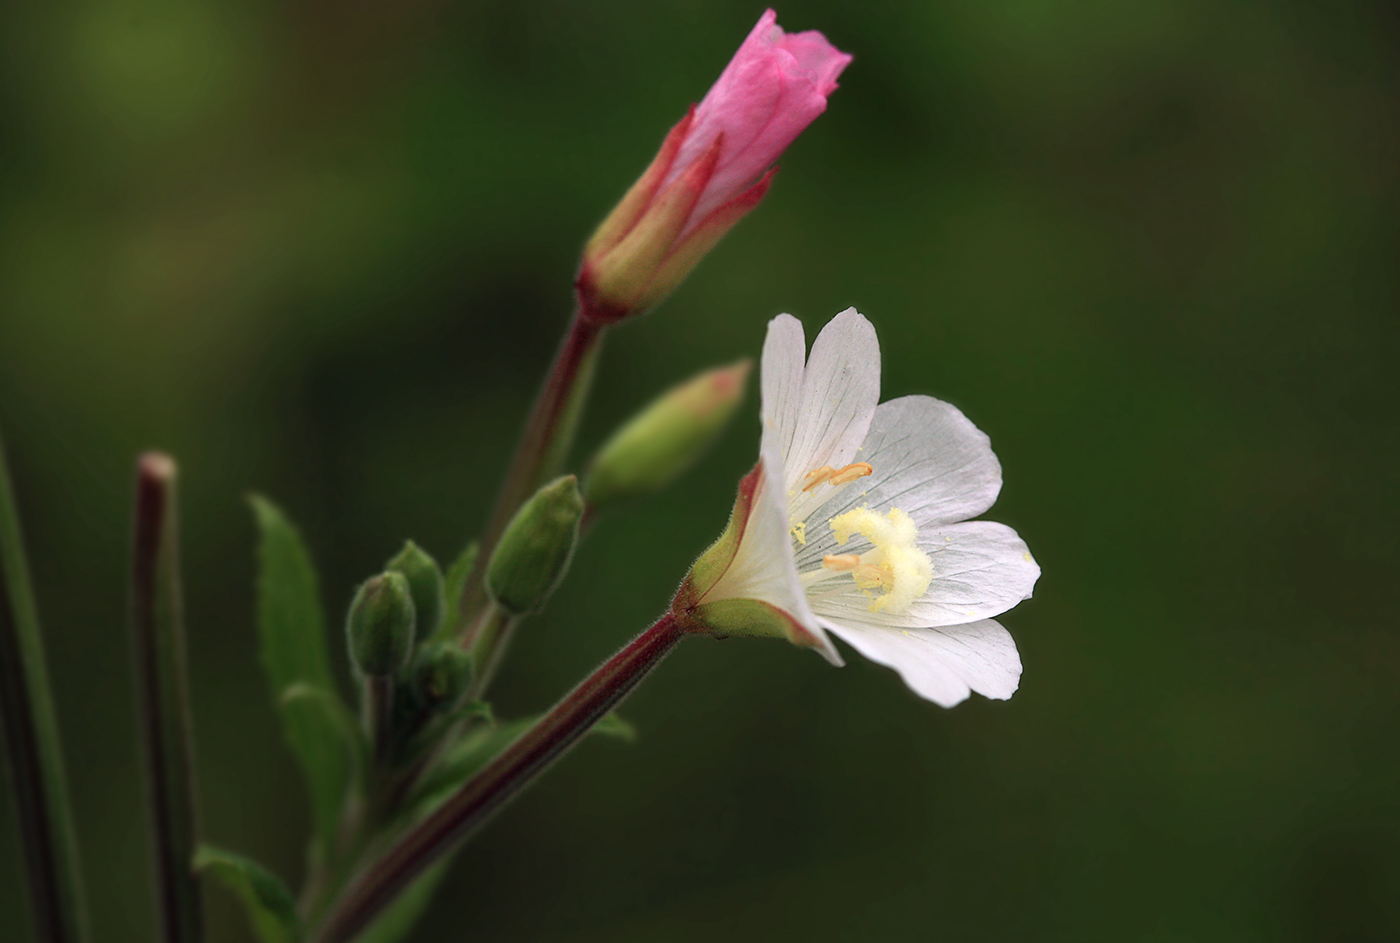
[{"x1": 2, "y1": 1, "x2": 1398, "y2": 940}]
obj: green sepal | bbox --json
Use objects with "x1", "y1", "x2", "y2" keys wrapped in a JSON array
[
  {"x1": 584, "y1": 360, "x2": 751, "y2": 509},
  {"x1": 248, "y1": 495, "x2": 354, "y2": 857},
  {"x1": 194, "y1": 845, "x2": 302, "y2": 943},
  {"x1": 411, "y1": 642, "x2": 474, "y2": 710},
  {"x1": 485, "y1": 476, "x2": 584, "y2": 616},
  {"x1": 385, "y1": 541, "x2": 446, "y2": 641},
  {"x1": 691, "y1": 598, "x2": 802, "y2": 643},
  {"x1": 678, "y1": 464, "x2": 761, "y2": 606},
  {"x1": 346, "y1": 572, "x2": 415, "y2": 677}
]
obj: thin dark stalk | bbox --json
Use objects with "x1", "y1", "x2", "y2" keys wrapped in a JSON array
[
  {"x1": 364, "y1": 676, "x2": 394, "y2": 769},
  {"x1": 0, "y1": 430, "x2": 90, "y2": 943},
  {"x1": 131, "y1": 453, "x2": 204, "y2": 943},
  {"x1": 313, "y1": 612, "x2": 691, "y2": 943},
  {"x1": 458, "y1": 310, "x2": 605, "y2": 638}
]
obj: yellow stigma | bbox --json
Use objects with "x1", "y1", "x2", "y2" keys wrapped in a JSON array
[{"x1": 828, "y1": 507, "x2": 933, "y2": 614}]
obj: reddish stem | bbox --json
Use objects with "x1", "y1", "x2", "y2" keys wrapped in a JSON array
[
  {"x1": 313, "y1": 611, "x2": 691, "y2": 943},
  {"x1": 458, "y1": 309, "x2": 606, "y2": 638}
]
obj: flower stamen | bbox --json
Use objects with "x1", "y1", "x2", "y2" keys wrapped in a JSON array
[
  {"x1": 828, "y1": 507, "x2": 933, "y2": 613},
  {"x1": 828, "y1": 462, "x2": 873, "y2": 486},
  {"x1": 802, "y1": 466, "x2": 837, "y2": 491},
  {"x1": 821, "y1": 553, "x2": 862, "y2": 571},
  {"x1": 802, "y1": 462, "x2": 874, "y2": 492}
]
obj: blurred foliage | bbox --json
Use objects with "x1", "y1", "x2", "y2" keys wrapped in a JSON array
[{"x1": 1, "y1": 0, "x2": 1398, "y2": 941}]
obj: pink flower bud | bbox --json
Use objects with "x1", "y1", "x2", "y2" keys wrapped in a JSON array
[{"x1": 579, "y1": 9, "x2": 851, "y2": 323}]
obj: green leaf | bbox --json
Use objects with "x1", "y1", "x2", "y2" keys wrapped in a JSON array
[
  {"x1": 592, "y1": 711, "x2": 637, "y2": 743},
  {"x1": 437, "y1": 541, "x2": 478, "y2": 639},
  {"x1": 249, "y1": 495, "x2": 352, "y2": 853},
  {"x1": 195, "y1": 846, "x2": 301, "y2": 943},
  {"x1": 356, "y1": 859, "x2": 452, "y2": 943},
  {"x1": 280, "y1": 681, "x2": 366, "y2": 806},
  {"x1": 249, "y1": 495, "x2": 333, "y2": 692}
]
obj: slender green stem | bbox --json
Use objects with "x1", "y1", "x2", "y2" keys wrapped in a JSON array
[
  {"x1": 131, "y1": 453, "x2": 205, "y2": 943},
  {"x1": 312, "y1": 611, "x2": 692, "y2": 943},
  {"x1": 0, "y1": 430, "x2": 90, "y2": 943},
  {"x1": 363, "y1": 675, "x2": 394, "y2": 769},
  {"x1": 468, "y1": 611, "x2": 521, "y2": 701},
  {"x1": 458, "y1": 309, "x2": 606, "y2": 639}
]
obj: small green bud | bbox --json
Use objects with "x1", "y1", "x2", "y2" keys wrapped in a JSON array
[
  {"x1": 346, "y1": 572, "x2": 415, "y2": 677},
  {"x1": 585, "y1": 360, "x2": 751, "y2": 509},
  {"x1": 412, "y1": 642, "x2": 474, "y2": 708},
  {"x1": 385, "y1": 541, "x2": 446, "y2": 640},
  {"x1": 486, "y1": 475, "x2": 584, "y2": 616}
]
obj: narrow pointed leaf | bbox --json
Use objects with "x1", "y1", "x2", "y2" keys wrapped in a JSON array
[
  {"x1": 194, "y1": 846, "x2": 301, "y2": 943},
  {"x1": 0, "y1": 431, "x2": 90, "y2": 943},
  {"x1": 279, "y1": 682, "x2": 366, "y2": 826},
  {"x1": 438, "y1": 542, "x2": 477, "y2": 640},
  {"x1": 248, "y1": 495, "x2": 352, "y2": 853}
]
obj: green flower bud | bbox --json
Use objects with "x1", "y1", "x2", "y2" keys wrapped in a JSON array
[
  {"x1": 486, "y1": 475, "x2": 584, "y2": 616},
  {"x1": 346, "y1": 572, "x2": 415, "y2": 677},
  {"x1": 413, "y1": 642, "x2": 474, "y2": 709},
  {"x1": 385, "y1": 541, "x2": 446, "y2": 640},
  {"x1": 585, "y1": 360, "x2": 751, "y2": 509}
]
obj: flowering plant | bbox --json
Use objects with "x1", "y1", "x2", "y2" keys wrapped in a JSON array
[{"x1": 0, "y1": 10, "x2": 1039, "y2": 943}]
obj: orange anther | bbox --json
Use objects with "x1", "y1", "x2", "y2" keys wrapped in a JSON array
[
  {"x1": 802, "y1": 466, "x2": 837, "y2": 491},
  {"x1": 828, "y1": 462, "x2": 873, "y2": 486},
  {"x1": 822, "y1": 553, "x2": 862, "y2": 571}
]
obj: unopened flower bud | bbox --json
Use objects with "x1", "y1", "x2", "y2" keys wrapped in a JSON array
[
  {"x1": 385, "y1": 541, "x2": 446, "y2": 640},
  {"x1": 576, "y1": 10, "x2": 850, "y2": 323},
  {"x1": 346, "y1": 572, "x2": 415, "y2": 677},
  {"x1": 412, "y1": 642, "x2": 474, "y2": 709},
  {"x1": 586, "y1": 360, "x2": 751, "y2": 509},
  {"x1": 486, "y1": 475, "x2": 585, "y2": 616}
]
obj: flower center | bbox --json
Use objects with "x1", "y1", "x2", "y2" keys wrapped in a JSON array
[{"x1": 823, "y1": 507, "x2": 932, "y2": 614}]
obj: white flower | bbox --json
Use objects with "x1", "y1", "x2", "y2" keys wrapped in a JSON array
[{"x1": 677, "y1": 308, "x2": 1040, "y2": 707}]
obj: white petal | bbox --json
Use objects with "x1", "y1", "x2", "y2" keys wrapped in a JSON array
[
  {"x1": 805, "y1": 521, "x2": 1039, "y2": 628},
  {"x1": 781, "y1": 308, "x2": 881, "y2": 497},
  {"x1": 702, "y1": 431, "x2": 842, "y2": 665},
  {"x1": 820, "y1": 618, "x2": 1022, "y2": 707},
  {"x1": 759, "y1": 314, "x2": 807, "y2": 465},
  {"x1": 801, "y1": 395, "x2": 1002, "y2": 530}
]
